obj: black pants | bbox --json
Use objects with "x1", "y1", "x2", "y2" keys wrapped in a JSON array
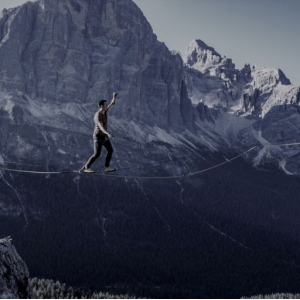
[{"x1": 86, "y1": 137, "x2": 113, "y2": 168}]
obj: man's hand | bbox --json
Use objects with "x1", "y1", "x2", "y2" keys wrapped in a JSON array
[
  {"x1": 111, "y1": 93, "x2": 118, "y2": 105},
  {"x1": 107, "y1": 133, "x2": 113, "y2": 139},
  {"x1": 107, "y1": 93, "x2": 118, "y2": 111}
]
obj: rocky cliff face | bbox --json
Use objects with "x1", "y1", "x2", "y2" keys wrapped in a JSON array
[
  {"x1": 0, "y1": 0, "x2": 192, "y2": 132},
  {"x1": 0, "y1": 237, "x2": 31, "y2": 299},
  {"x1": 183, "y1": 39, "x2": 248, "y2": 109}
]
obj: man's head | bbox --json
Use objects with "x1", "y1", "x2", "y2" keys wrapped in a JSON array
[{"x1": 99, "y1": 100, "x2": 107, "y2": 111}]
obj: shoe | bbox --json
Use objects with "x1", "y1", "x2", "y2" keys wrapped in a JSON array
[
  {"x1": 104, "y1": 166, "x2": 116, "y2": 173},
  {"x1": 81, "y1": 166, "x2": 95, "y2": 173},
  {"x1": 79, "y1": 165, "x2": 86, "y2": 173}
]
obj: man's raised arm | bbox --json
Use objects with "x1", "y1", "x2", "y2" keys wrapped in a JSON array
[{"x1": 107, "y1": 93, "x2": 118, "y2": 111}]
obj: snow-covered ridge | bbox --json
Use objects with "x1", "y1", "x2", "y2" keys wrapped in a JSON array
[{"x1": 183, "y1": 38, "x2": 300, "y2": 175}]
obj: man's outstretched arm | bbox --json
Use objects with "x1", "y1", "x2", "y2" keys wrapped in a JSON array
[{"x1": 107, "y1": 93, "x2": 118, "y2": 111}]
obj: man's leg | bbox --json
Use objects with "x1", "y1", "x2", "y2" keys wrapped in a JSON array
[
  {"x1": 103, "y1": 139, "x2": 113, "y2": 168},
  {"x1": 85, "y1": 141, "x2": 102, "y2": 169}
]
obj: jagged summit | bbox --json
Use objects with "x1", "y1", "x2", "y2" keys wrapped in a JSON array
[
  {"x1": 186, "y1": 39, "x2": 221, "y2": 58},
  {"x1": 183, "y1": 39, "x2": 221, "y2": 67},
  {"x1": 183, "y1": 39, "x2": 236, "y2": 77},
  {"x1": 251, "y1": 67, "x2": 291, "y2": 87}
]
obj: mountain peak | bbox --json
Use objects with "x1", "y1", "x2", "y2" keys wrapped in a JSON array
[
  {"x1": 189, "y1": 39, "x2": 221, "y2": 56},
  {"x1": 183, "y1": 39, "x2": 230, "y2": 73},
  {"x1": 0, "y1": 0, "x2": 193, "y2": 132}
]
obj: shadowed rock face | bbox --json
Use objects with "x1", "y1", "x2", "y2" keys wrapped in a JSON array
[
  {"x1": 0, "y1": 0, "x2": 193, "y2": 132},
  {"x1": 0, "y1": 237, "x2": 31, "y2": 299}
]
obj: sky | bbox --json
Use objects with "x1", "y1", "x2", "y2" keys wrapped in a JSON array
[{"x1": 1, "y1": 0, "x2": 299, "y2": 84}]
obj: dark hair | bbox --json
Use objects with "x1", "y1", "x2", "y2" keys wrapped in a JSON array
[{"x1": 98, "y1": 100, "x2": 107, "y2": 107}]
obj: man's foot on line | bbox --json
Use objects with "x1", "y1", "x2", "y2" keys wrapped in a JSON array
[
  {"x1": 80, "y1": 166, "x2": 95, "y2": 173},
  {"x1": 104, "y1": 166, "x2": 116, "y2": 173},
  {"x1": 79, "y1": 165, "x2": 86, "y2": 172}
]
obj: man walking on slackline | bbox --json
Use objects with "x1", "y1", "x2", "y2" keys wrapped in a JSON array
[{"x1": 80, "y1": 93, "x2": 118, "y2": 173}]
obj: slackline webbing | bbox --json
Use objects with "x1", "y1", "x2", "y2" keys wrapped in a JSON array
[{"x1": 0, "y1": 142, "x2": 300, "y2": 179}]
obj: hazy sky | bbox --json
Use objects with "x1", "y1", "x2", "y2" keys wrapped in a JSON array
[{"x1": 1, "y1": 0, "x2": 299, "y2": 84}]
